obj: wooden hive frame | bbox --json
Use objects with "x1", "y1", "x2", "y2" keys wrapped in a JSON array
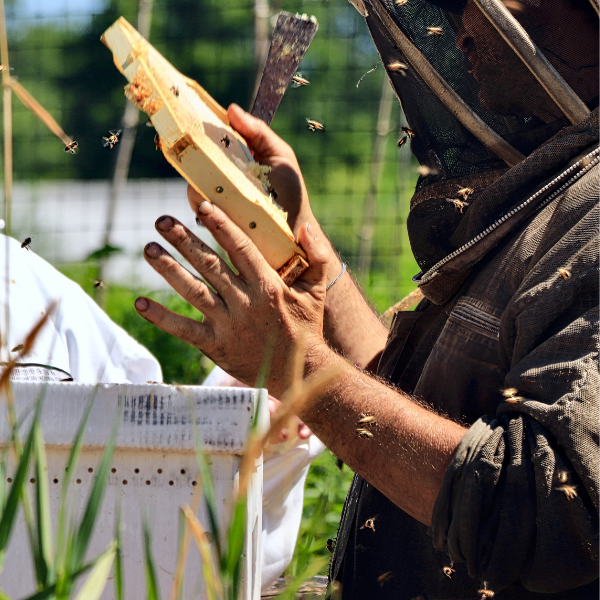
[{"x1": 101, "y1": 18, "x2": 308, "y2": 285}]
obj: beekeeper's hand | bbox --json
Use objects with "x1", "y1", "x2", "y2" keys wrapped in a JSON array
[{"x1": 135, "y1": 207, "x2": 333, "y2": 399}]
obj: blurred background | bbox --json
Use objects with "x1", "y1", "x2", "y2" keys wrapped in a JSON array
[{"x1": 2, "y1": 0, "x2": 420, "y2": 575}]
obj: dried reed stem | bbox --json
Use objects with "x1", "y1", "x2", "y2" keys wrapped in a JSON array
[
  {"x1": 8, "y1": 78, "x2": 72, "y2": 146},
  {"x1": 0, "y1": 0, "x2": 12, "y2": 240},
  {"x1": 381, "y1": 287, "x2": 424, "y2": 324}
]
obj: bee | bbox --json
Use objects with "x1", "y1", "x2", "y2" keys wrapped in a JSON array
[
  {"x1": 154, "y1": 133, "x2": 161, "y2": 151},
  {"x1": 397, "y1": 136, "x2": 408, "y2": 148},
  {"x1": 446, "y1": 198, "x2": 470, "y2": 213},
  {"x1": 93, "y1": 280, "x2": 104, "y2": 289},
  {"x1": 557, "y1": 470, "x2": 568, "y2": 483},
  {"x1": 326, "y1": 538, "x2": 335, "y2": 553},
  {"x1": 401, "y1": 126, "x2": 415, "y2": 139},
  {"x1": 501, "y1": 387, "x2": 523, "y2": 403},
  {"x1": 443, "y1": 565, "x2": 455, "y2": 578},
  {"x1": 291, "y1": 73, "x2": 310, "y2": 87},
  {"x1": 220, "y1": 135, "x2": 231, "y2": 148},
  {"x1": 357, "y1": 428, "x2": 373, "y2": 438},
  {"x1": 11, "y1": 344, "x2": 24, "y2": 353},
  {"x1": 102, "y1": 129, "x2": 122, "y2": 149},
  {"x1": 64, "y1": 140, "x2": 78, "y2": 154},
  {"x1": 377, "y1": 571, "x2": 393, "y2": 586},
  {"x1": 21, "y1": 236, "x2": 32, "y2": 250},
  {"x1": 558, "y1": 267, "x2": 571, "y2": 280},
  {"x1": 416, "y1": 165, "x2": 439, "y2": 177},
  {"x1": 363, "y1": 517, "x2": 376, "y2": 531},
  {"x1": 306, "y1": 119, "x2": 324, "y2": 132},
  {"x1": 358, "y1": 414, "x2": 376, "y2": 425},
  {"x1": 170, "y1": 85, "x2": 179, "y2": 97},
  {"x1": 427, "y1": 26, "x2": 444, "y2": 35},
  {"x1": 395, "y1": 0, "x2": 408, "y2": 5},
  {"x1": 556, "y1": 484, "x2": 578, "y2": 500},
  {"x1": 387, "y1": 61, "x2": 408, "y2": 75},
  {"x1": 457, "y1": 186, "x2": 474, "y2": 199},
  {"x1": 478, "y1": 589, "x2": 495, "y2": 599}
]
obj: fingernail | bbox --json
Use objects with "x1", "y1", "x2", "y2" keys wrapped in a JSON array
[
  {"x1": 307, "y1": 222, "x2": 318, "y2": 241},
  {"x1": 144, "y1": 242, "x2": 162, "y2": 258},
  {"x1": 135, "y1": 297, "x2": 149, "y2": 312},
  {"x1": 197, "y1": 201, "x2": 213, "y2": 216},
  {"x1": 156, "y1": 215, "x2": 174, "y2": 232}
]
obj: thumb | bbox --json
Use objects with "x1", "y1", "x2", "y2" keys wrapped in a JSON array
[
  {"x1": 227, "y1": 103, "x2": 289, "y2": 161},
  {"x1": 296, "y1": 222, "x2": 330, "y2": 290}
]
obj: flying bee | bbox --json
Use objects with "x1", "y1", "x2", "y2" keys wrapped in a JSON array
[
  {"x1": 291, "y1": 73, "x2": 310, "y2": 87},
  {"x1": 377, "y1": 572, "x2": 393, "y2": 586},
  {"x1": 478, "y1": 589, "x2": 495, "y2": 599},
  {"x1": 501, "y1": 387, "x2": 523, "y2": 403},
  {"x1": 401, "y1": 126, "x2": 415, "y2": 139},
  {"x1": 358, "y1": 414, "x2": 376, "y2": 425},
  {"x1": 306, "y1": 119, "x2": 324, "y2": 132},
  {"x1": 446, "y1": 198, "x2": 469, "y2": 213},
  {"x1": 363, "y1": 517, "x2": 376, "y2": 531},
  {"x1": 397, "y1": 135, "x2": 408, "y2": 148},
  {"x1": 557, "y1": 470, "x2": 568, "y2": 483},
  {"x1": 457, "y1": 186, "x2": 474, "y2": 199},
  {"x1": 220, "y1": 135, "x2": 231, "y2": 148},
  {"x1": 93, "y1": 279, "x2": 104, "y2": 289},
  {"x1": 357, "y1": 428, "x2": 373, "y2": 438},
  {"x1": 556, "y1": 484, "x2": 578, "y2": 500},
  {"x1": 443, "y1": 565, "x2": 455, "y2": 578},
  {"x1": 154, "y1": 133, "x2": 161, "y2": 151},
  {"x1": 558, "y1": 267, "x2": 571, "y2": 280},
  {"x1": 21, "y1": 236, "x2": 32, "y2": 250},
  {"x1": 395, "y1": 0, "x2": 408, "y2": 5},
  {"x1": 11, "y1": 344, "x2": 24, "y2": 353},
  {"x1": 326, "y1": 538, "x2": 335, "y2": 553},
  {"x1": 170, "y1": 85, "x2": 179, "y2": 97},
  {"x1": 427, "y1": 26, "x2": 444, "y2": 35},
  {"x1": 64, "y1": 140, "x2": 78, "y2": 154},
  {"x1": 387, "y1": 61, "x2": 408, "y2": 76},
  {"x1": 102, "y1": 129, "x2": 122, "y2": 149}
]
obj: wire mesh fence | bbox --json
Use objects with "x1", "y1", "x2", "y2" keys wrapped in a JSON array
[{"x1": 3, "y1": 0, "x2": 420, "y2": 316}]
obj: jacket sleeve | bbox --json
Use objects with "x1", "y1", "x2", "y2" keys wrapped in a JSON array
[{"x1": 430, "y1": 215, "x2": 599, "y2": 593}]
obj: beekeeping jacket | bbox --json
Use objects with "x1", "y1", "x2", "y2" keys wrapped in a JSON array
[{"x1": 330, "y1": 0, "x2": 599, "y2": 598}]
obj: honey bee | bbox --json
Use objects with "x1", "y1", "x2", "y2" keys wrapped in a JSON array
[
  {"x1": 93, "y1": 280, "x2": 104, "y2": 289},
  {"x1": 377, "y1": 571, "x2": 393, "y2": 586},
  {"x1": 446, "y1": 198, "x2": 469, "y2": 213},
  {"x1": 556, "y1": 484, "x2": 578, "y2": 500},
  {"x1": 326, "y1": 538, "x2": 335, "y2": 553},
  {"x1": 558, "y1": 268, "x2": 571, "y2": 280},
  {"x1": 358, "y1": 415, "x2": 376, "y2": 425},
  {"x1": 363, "y1": 517, "x2": 376, "y2": 531},
  {"x1": 557, "y1": 470, "x2": 568, "y2": 483},
  {"x1": 306, "y1": 119, "x2": 324, "y2": 132},
  {"x1": 220, "y1": 135, "x2": 231, "y2": 148},
  {"x1": 64, "y1": 141, "x2": 78, "y2": 154},
  {"x1": 102, "y1": 129, "x2": 122, "y2": 149},
  {"x1": 397, "y1": 136, "x2": 408, "y2": 148},
  {"x1": 357, "y1": 428, "x2": 373, "y2": 438},
  {"x1": 387, "y1": 61, "x2": 408, "y2": 75},
  {"x1": 501, "y1": 387, "x2": 523, "y2": 403},
  {"x1": 170, "y1": 85, "x2": 179, "y2": 97},
  {"x1": 154, "y1": 133, "x2": 161, "y2": 151},
  {"x1": 478, "y1": 589, "x2": 495, "y2": 599},
  {"x1": 291, "y1": 73, "x2": 310, "y2": 87},
  {"x1": 401, "y1": 126, "x2": 415, "y2": 138},
  {"x1": 457, "y1": 186, "x2": 474, "y2": 199},
  {"x1": 443, "y1": 565, "x2": 455, "y2": 578},
  {"x1": 416, "y1": 165, "x2": 439, "y2": 176},
  {"x1": 395, "y1": 0, "x2": 408, "y2": 5},
  {"x1": 21, "y1": 236, "x2": 32, "y2": 250},
  {"x1": 427, "y1": 26, "x2": 444, "y2": 35},
  {"x1": 11, "y1": 344, "x2": 24, "y2": 353}
]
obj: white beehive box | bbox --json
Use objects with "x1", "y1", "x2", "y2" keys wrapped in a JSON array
[{"x1": 0, "y1": 382, "x2": 268, "y2": 599}]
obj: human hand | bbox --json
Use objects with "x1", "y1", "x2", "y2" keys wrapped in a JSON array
[{"x1": 135, "y1": 201, "x2": 334, "y2": 399}]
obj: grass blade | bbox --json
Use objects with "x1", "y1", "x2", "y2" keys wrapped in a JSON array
[
  {"x1": 73, "y1": 542, "x2": 116, "y2": 600},
  {"x1": 114, "y1": 507, "x2": 124, "y2": 600},
  {"x1": 223, "y1": 499, "x2": 246, "y2": 600},
  {"x1": 143, "y1": 520, "x2": 161, "y2": 600}
]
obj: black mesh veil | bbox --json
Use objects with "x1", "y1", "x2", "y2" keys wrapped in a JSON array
[{"x1": 357, "y1": 0, "x2": 587, "y2": 188}]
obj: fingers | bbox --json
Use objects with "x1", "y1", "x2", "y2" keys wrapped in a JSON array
[
  {"x1": 227, "y1": 104, "x2": 295, "y2": 163},
  {"x1": 134, "y1": 296, "x2": 213, "y2": 351},
  {"x1": 196, "y1": 201, "x2": 271, "y2": 282},
  {"x1": 153, "y1": 215, "x2": 241, "y2": 298},
  {"x1": 294, "y1": 222, "x2": 331, "y2": 292},
  {"x1": 143, "y1": 241, "x2": 222, "y2": 313}
]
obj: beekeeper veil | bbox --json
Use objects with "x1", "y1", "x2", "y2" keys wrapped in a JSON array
[
  {"x1": 349, "y1": 0, "x2": 598, "y2": 274},
  {"x1": 349, "y1": 0, "x2": 597, "y2": 183}
]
